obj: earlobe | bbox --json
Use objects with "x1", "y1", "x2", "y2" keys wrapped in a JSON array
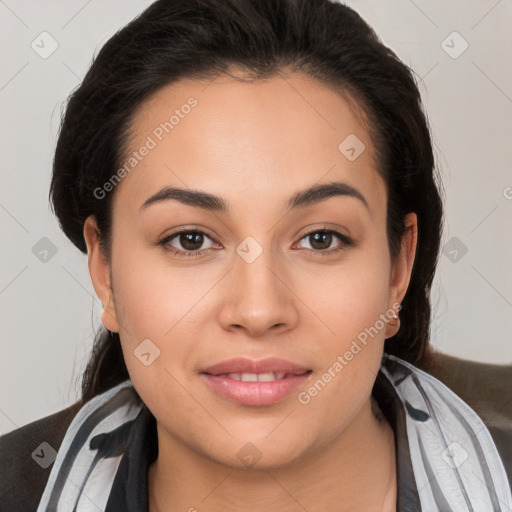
[
  {"x1": 385, "y1": 307, "x2": 401, "y2": 339},
  {"x1": 83, "y1": 215, "x2": 120, "y2": 333}
]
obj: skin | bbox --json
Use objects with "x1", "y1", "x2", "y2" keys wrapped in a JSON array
[{"x1": 84, "y1": 70, "x2": 417, "y2": 511}]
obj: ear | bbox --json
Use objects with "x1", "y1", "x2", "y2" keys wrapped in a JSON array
[
  {"x1": 385, "y1": 212, "x2": 417, "y2": 337},
  {"x1": 83, "y1": 215, "x2": 120, "y2": 333}
]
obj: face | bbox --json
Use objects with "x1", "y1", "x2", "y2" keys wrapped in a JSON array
[{"x1": 84, "y1": 70, "x2": 416, "y2": 470}]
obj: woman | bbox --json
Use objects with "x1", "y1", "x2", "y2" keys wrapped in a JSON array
[{"x1": 1, "y1": 0, "x2": 511, "y2": 510}]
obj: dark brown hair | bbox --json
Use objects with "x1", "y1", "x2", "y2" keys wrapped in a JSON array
[{"x1": 50, "y1": 0, "x2": 443, "y2": 404}]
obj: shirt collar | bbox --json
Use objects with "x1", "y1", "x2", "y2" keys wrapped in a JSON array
[
  {"x1": 105, "y1": 404, "x2": 157, "y2": 512},
  {"x1": 373, "y1": 362, "x2": 422, "y2": 511}
]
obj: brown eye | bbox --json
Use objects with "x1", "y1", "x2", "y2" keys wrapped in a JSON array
[
  {"x1": 159, "y1": 229, "x2": 217, "y2": 257},
  {"x1": 296, "y1": 229, "x2": 352, "y2": 254}
]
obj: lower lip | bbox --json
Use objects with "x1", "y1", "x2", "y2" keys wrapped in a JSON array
[{"x1": 200, "y1": 372, "x2": 312, "y2": 406}]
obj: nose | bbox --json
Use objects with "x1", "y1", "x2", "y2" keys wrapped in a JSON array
[{"x1": 218, "y1": 245, "x2": 299, "y2": 338}]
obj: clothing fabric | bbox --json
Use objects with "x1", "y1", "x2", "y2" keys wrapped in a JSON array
[{"x1": 33, "y1": 353, "x2": 512, "y2": 512}]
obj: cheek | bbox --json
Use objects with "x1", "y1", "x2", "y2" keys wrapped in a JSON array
[
  {"x1": 109, "y1": 242, "x2": 213, "y2": 384},
  {"x1": 110, "y1": 238, "x2": 187, "y2": 334},
  {"x1": 313, "y1": 243, "x2": 391, "y2": 338},
  {"x1": 110, "y1": 257, "x2": 194, "y2": 410},
  {"x1": 294, "y1": 263, "x2": 391, "y2": 433},
  {"x1": 301, "y1": 236, "x2": 392, "y2": 387},
  {"x1": 108, "y1": 244, "x2": 176, "y2": 381}
]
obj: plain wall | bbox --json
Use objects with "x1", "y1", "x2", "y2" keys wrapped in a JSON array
[{"x1": 1, "y1": 0, "x2": 511, "y2": 435}]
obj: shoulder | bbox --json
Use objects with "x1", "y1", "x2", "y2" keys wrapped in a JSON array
[
  {"x1": 0, "y1": 400, "x2": 83, "y2": 511},
  {"x1": 421, "y1": 350, "x2": 512, "y2": 489}
]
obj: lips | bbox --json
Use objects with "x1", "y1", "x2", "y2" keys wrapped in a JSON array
[{"x1": 200, "y1": 357, "x2": 313, "y2": 406}]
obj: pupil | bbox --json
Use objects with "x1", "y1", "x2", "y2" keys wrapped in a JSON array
[
  {"x1": 181, "y1": 232, "x2": 203, "y2": 250},
  {"x1": 311, "y1": 232, "x2": 331, "y2": 250}
]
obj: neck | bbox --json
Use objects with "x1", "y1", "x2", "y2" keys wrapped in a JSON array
[{"x1": 148, "y1": 397, "x2": 396, "y2": 512}]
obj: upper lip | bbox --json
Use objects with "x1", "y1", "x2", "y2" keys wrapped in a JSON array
[{"x1": 201, "y1": 357, "x2": 312, "y2": 376}]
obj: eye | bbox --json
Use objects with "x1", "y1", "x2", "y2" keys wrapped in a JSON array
[
  {"x1": 295, "y1": 229, "x2": 352, "y2": 254},
  {"x1": 159, "y1": 229, "x2": 218, "y2": 258}
]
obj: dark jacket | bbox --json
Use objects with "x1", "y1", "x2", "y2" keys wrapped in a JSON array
[
  {"x1": 1, "y1": 352, "x2": 511, "y2": 511},
  {"x1": 0, "y1": 400, "x2": 83, "y2": 511}
]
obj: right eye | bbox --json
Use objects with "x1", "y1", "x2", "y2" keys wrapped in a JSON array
[{"x1": 159, "y1": 229, "x2": 220, "y2": 258}]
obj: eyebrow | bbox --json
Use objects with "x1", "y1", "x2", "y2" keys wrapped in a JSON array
[{"x1": 139, "y1": 181, "x2": 369, "y2": 213}]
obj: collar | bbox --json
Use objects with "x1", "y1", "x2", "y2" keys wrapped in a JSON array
[{"x1": 105, "y1": 404, "x2": 158, "y2": 512}]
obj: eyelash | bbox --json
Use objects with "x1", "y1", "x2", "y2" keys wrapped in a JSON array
[{"x1": 158, "y1": 228, "x2": 353, "y2": 259}]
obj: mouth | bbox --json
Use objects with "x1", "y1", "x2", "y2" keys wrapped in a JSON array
[{"x1": 199, "y1": 368, "x2": 313, "y2": 406}]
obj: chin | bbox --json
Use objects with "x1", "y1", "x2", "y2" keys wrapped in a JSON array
[{"x1": 204, "y1": 431, "x2": 313, "y2": 472}]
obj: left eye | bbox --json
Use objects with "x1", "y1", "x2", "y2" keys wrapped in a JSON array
[{"x1": 295, "y1": 229, "x2": 350, "y2": 252}]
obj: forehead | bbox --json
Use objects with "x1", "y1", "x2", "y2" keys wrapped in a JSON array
[{"x1": 112, "y1": 71, "x2": 385, "y2": 217}]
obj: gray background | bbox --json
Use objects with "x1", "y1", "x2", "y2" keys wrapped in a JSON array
[{"x1": 1, "y1": 0, "x2": 511, "y2": 435}]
